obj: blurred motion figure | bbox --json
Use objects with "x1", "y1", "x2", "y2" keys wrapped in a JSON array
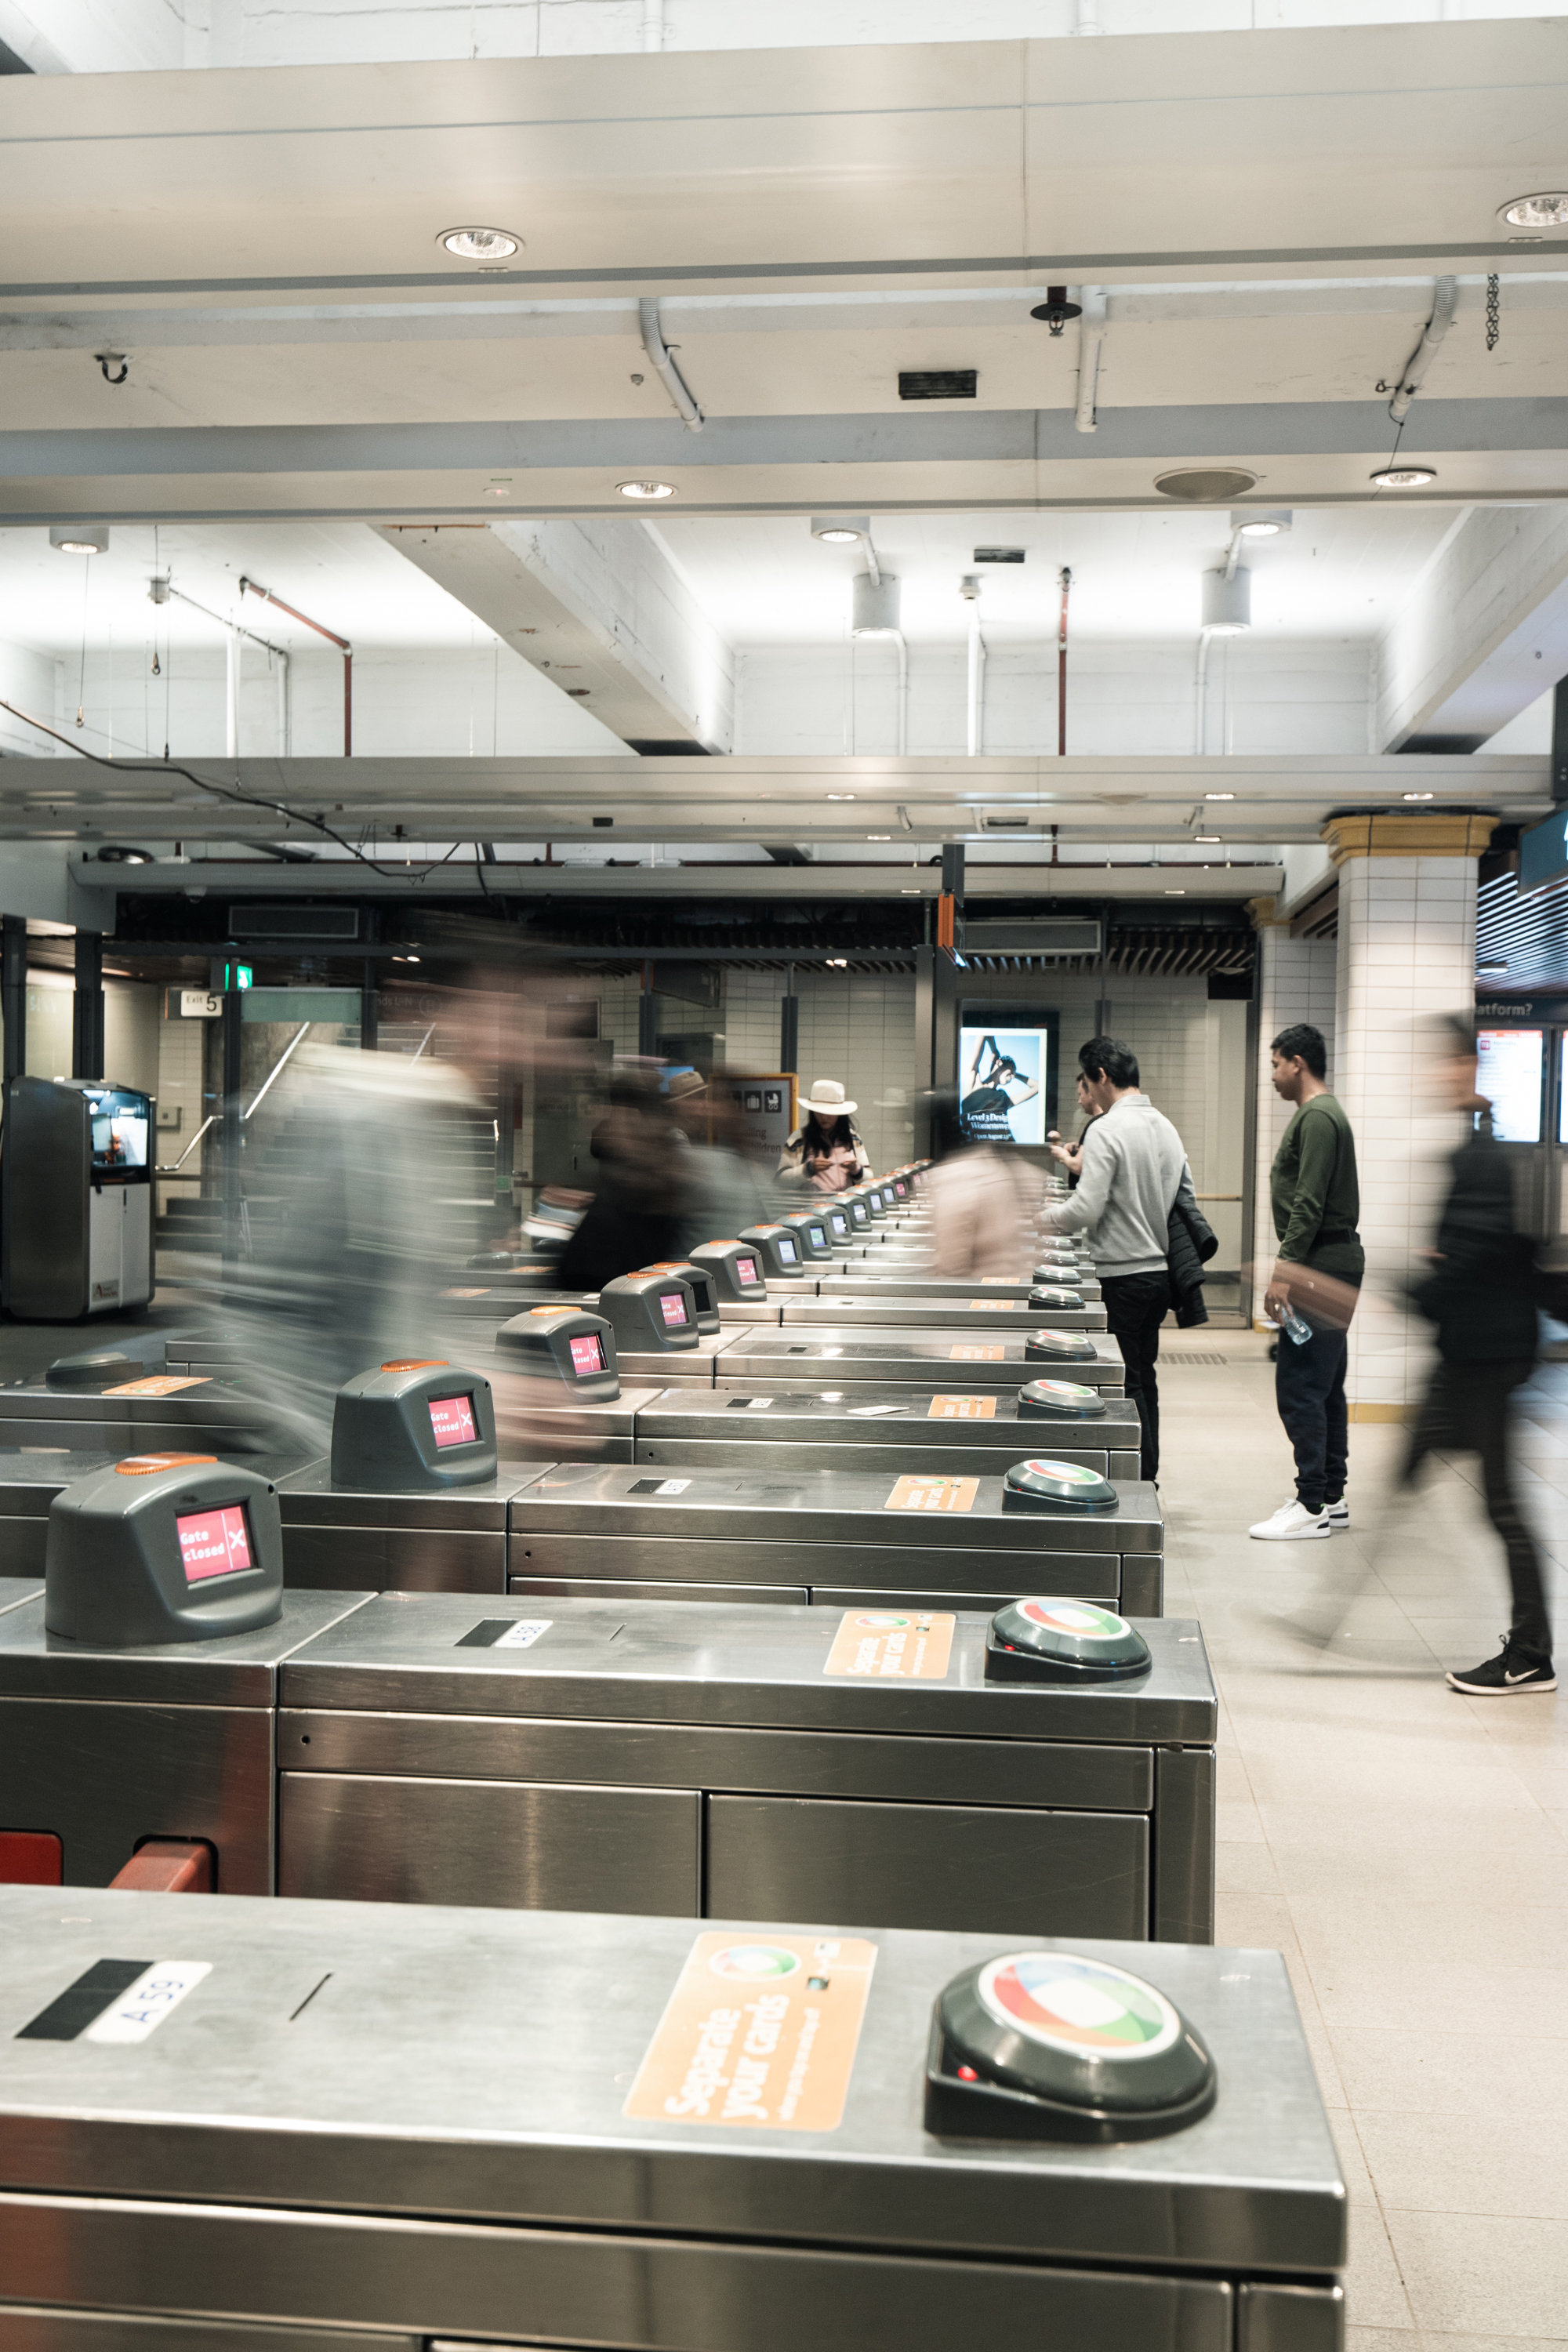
[{"x1": 922, "y1": 1088, "x2": 1044, "y2": 1278}]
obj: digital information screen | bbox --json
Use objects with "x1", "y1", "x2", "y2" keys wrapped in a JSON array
[
  {"x1": 779, "y1": 1236, "x2": 798, "y2": 1261},
  {"x1": 429, "y1": 1393, "x2": 479, "y2": 1449},
  {"x1": 1477, "y1": 1029, "x2": 1544, "y2": 1144},
  {"x1": 176, "y1": 1502, "x2": 253, "y2": 1584},
  {"x1": 87, "y1": 1087, "x2": 151, "y2": 1174},
  {"x1": 659, "y1": 1291, "x2": 688, "y2": 1327},
  {"x1": 735, "y1": 1255, "x2": 760, "y2": 1286},
  {"x1": 829, "y1": 1211, "x2": 848, "y2": 1236},
  {"x1": 959, "y1": 1025, "x2": 1051, "y2": 1147},
  {"x1": 569, "y1": 1332, "x2": 607, "y2": 1376}
]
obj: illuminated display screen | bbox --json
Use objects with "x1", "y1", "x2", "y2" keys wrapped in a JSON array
[
  {"x1": 960, "y1": 1025, "x2": 1049, "y2": 1147},
  {"x1": 829, "y1": 1212, "x2": 848, "y2": 1236},
  {"x1": 809, "y1": 1225, "x2": 826, "y2": 1248},
  {"x1": 86, "y1": 1087, "x2": 151, "y2": 1175},
  {"x1": 569, "y1": 1332, "x2": 607, "y2": 1375},
  {"x1": 176, "y1": 1502, "x2": 253, "y2": 1584},
  {"x1": 779, "y1": 1236, "x2": 798, "y2": 1261},
  {"x1": 659, "y1": 1291, "x2": 689, "y2": 1327},
  {"x1": 735, "y1": 1255, "x2": 760, "y2": 1285},
  {"x1": 1477, "y1": 1029, "x2": 1544, "y2": 1145},
  {"x1": 430, "y1": 1393, "x2": 479, "y2": 1448}
]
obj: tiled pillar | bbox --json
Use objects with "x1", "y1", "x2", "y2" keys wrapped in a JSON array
[
  {"x1": 1327, "y1": 814, "x2": 1494, "y2": 1419},
  {"x1": 1248, "y1": 899, "x2": 1338, "y2": 1330}
]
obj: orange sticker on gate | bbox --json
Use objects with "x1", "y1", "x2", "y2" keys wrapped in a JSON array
[
  {"x1": 825, "y1": 1609, "x2": 955, "y2": 1680},
  {"x1": 102, "y1": 1375, "x2": 212, "y2": 1398},
  {"x1": 926, "y1": 1394, "x2": 996, "y2": 1420},
  {"x1": 622, "y1": 1931, "x2": 878, "y2": 2133},
  {"x1": 971, "y1": 1299, "x2": 1024, "y2": 1309},
  {"x1": 884, "y1": 1473, "x2": 979, "y2": 1514},
  {"x1": 980, "y1": 1276, "x2": 1022, "y2": 1285},
  {"x1": 949, "y1": 1344, "x2": 1004, "y2": 1361}
]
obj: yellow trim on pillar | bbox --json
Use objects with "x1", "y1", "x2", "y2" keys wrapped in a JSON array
[
  {"x1": 1348, "y1": 1401, "x2": 1415, "y2": 1423},
  {"x1": 1320, "y1": 814, "x2": 1497, "y2": 864},
  {"x1": 1246, "y1": 894, "x2": 1293, "y2": 931}
]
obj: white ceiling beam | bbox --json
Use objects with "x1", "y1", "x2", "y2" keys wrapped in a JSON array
[
  {"x1": 376, "y1": 519, "x2": 733, "y2": 753},
  {"x1": 1379, "y1": 505, "x2": 1568, "y2": 750}
]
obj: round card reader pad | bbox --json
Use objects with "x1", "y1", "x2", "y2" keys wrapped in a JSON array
[
  {"x1": 1018, "y1": 1378, "x2": 1105, "y2": 1421},
  {"x1": 689, "y1": 1241, "x2": 770, "y2": 1305},
  {"x1": 45, "y1": 1453, "x2": 284, "y2": 1646},
  {"x1": 494, "y1": 1308, "x2": 620, "y2": 1403},
  {"x1": 638, "y1": 1262, "x2": 721, "y2": 1334},
  {"x1": 778, "y1": 1209, "x2": 834, "y2": 1264},
  {"x1": 597, "y1": 1269, "x2": 702, "y2": 1350},
  {"x1": 1025, "y1": 1330, "x2": 1098, "y2": 1364},
  {"x1": 1002, "y1": 1457, "x2": 1117, "y2": 1512},
  {"x1": 1029, "y1": 1284, "x2": 1084, "y2": 1312},
  {"x1": 985, "y1": 1595, "x2": 1150, "y2": 1685},
  {"x1": 332, "y1": 1359, "x2": 499, "y2": 1490},
  {"x1": 737, "y1": 1222, "x2": 806, "y2": 1279},
  {"x1": 924, "y1": 1949, "x2": 1215, "y2": 2143}
]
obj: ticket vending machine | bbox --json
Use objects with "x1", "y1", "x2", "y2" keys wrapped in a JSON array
[{"x1": 5, "y1": 1076, "x2": 154, "y2": 1319}]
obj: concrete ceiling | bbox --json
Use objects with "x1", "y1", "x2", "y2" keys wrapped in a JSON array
[{"x1": 2, "y1": 19, "x2": 1568, "y2": 521}]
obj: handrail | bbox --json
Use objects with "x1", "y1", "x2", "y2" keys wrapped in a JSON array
[
  {"x1": 244, "y1": 1023, "x2": 310, "y2": 1121},
  {"x1": 410, "y1": 1025, "x2": 436, "y2": 1062},
  {"x1": 156, "y1": 1113, "x2": 217, "y2": 1173}
]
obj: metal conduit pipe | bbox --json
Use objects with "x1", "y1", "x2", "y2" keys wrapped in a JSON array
[
  {"x1": 1074, "y1": 290, "x2": 1105, "y2": 433},
  {"x1": 642, "y1": 0, "x2": 663, "y2": 50},
  {"x1": 241, "y1": 576, "x2": 352, "y2": 756},
  {"x1": 638, "y1": 299, "x2": 705, "y2": 432},
  {"x1": 1387, "y1": 277, "x2": 1458, "y2": 423}
]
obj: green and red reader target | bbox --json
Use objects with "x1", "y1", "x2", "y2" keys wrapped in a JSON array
[
  {"x1": 1018, "y1": 1377, "x2": 1105, "y2": 1420},
  {"x1": 1025, "y1": 1329, "x2": 1098, "y2": 1364},
  {"x1": 985, "y1": 1595, "x2": 1152, "y2": 1684},
  {"x1": 1029, "y1": 1284, "x2": 1085, "y2": 1312},
  {"x1": 1002, "y1": 1457, "x2": 1117, "y2": 1512},
  {"x1": 925, "y1": 1948, "x2": 1216, "y2": 2142}
]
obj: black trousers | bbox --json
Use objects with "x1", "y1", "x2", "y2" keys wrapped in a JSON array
[
  {"x1": 1403, "y1": 1359, "x2": 1552, "y2": 1663},
  {"x1": 1101, "y1": 1269, "x2": 1171, "y2": 1481},
  {"x1": 1275, "y1": 1322, "x2": 1349, "y2": 1513}
]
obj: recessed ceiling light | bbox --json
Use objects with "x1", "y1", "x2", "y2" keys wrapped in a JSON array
[
  {"x1": 1194, "y1": 836, "x2": 1221, "y2": 843},
  {"x1": 1498, "y1": 192, "x2": 1568, "y2": 230},
  {"x1": 49, "y1": 523, "x2": 109, "y2": 555},
  {"x1": 1403, "y1": 791, "x2": 1435, "y2": 801},
  {"x1": 617, "y1": 480, "x2": 676, "y2": 500},
  {"x1": 867, "y1": 833, "x2": 891, "y2": 840},
  {"x1": 826, "y1": 794, "x2": 856, "y2": 801},
  {"x1": 1204, "y1": 792, "x2": 1236, "y2": 801},
  {"x1": 1164, "y1": 889, "x2": 1186, "y2": 896},
  {"x1": 1370, "y1": 466, "x2": 1437, "y2": 488},
  {"x1": 1232, "y1": 508, "x2": 1292, "y2": 538},
  {"x1": 811, "y1": 515, "x2": 869, "y2": 543},
  {"x1": 819, "y1": 528, "x2": 860, "y2": 543},
  {"x1": 440, "y1": 227, "x2": 520, "y2": 260}
]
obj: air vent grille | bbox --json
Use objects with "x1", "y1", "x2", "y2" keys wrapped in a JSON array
[
  {"x1": 974, "y1": 546, "x2": 1025, "y2": 563},
  {"x1": 898, "y1": 370, "x2": 977, "y2": 401}
]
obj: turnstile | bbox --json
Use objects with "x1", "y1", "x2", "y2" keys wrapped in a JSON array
[
  {"x1": 632, "y1": 1385, "x2": 1143, "y2": 1481},
  {"x1": 673, "y1": 1330, "x2": 1127, "y2": 1395},
  {"x1": 277, "y1": 1592, "x2": 1214, "y2": 1940},
  {"x1": 508, "y1": 1461, "x2": 1163, "y2": 1615},
  {"x1": 818, "y1": 1267, "x2": 1104, "y2": 1303},
  {"x1": 0, "y1": 1888, "x2": 1347, "y2": 2351},
  {"x1": 779, "y1": 1294, "x2": 1108, "y2": 1333},
  {"x1": 0, "y1": 1363, "x2": 304, "y2": 1459},
  {"x1": 0, "y1": 1452, "x2": 114, "y2": 1575},
  {"x1": 274, "y1": 1463, "x2": 551, "y2": 1592},
  {"x1": 0, "y1": 1589, "x2": 372, "y2": 1892}
]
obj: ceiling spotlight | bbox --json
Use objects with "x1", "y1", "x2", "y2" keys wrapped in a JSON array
[
  {"x1": 867, "y1": 834, "x2": 891, "y2": 840},
  {"x1": 49, "y1": 523, "x2": 109, "y2": 555},
  {"x1": 1201, "y1": 566, "x2": 1250, "y2": 635},
  {"x1": 1194, "y1": 835, "x2": 1222, "y2": 843},
  {"x1": 811, "y1": 515, "x2": 869, "y2": 543},
  {"x1": 1232, "y1": 508, "x2": 1293, "y2": 537},
  {"x1": 1205, "y1": 791, "x2": 1236, "y2": 800},
  {"x1": 1498, "y1": 192, "x2": 1568, "y2": 230},
  {"x1": 819, "y1": 528, "x2": 860, "y2": 543},
  {"x1": 1163, "y1": 889, "x2": 1187, "y2": 896},
  {"x1": 1370, "y1": 466, "x2": 1438, "y2": 488},
  {"x1": 1403, "y1": 791, "x2": 1435, "y2": 801},
  {"x1": 439, "y1": 227, "x2": 520, "y2": 260},
  {"x1": 826, "y1": 794, "x2": 857, "y2": 801},
  {"x1": 617, "y1": 480, "x2": 677, "y2": 500}
]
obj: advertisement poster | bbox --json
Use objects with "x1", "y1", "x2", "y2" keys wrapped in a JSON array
[
  {"x1": 959, "y1": 1025, "x2": 1050, "y2": 1145},
  {"x1": 1476, "y1": 1029, "x2": 1544, "y2": 1145}
]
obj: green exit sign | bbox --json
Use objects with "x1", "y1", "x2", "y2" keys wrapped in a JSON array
[{"x1": 228, "y1": 963, "x2": 252, "y2": 991}]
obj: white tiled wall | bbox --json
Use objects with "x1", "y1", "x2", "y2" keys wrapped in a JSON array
[
  {"x1": 1335, "y1": 856, "x2": 1476, "y2": 1413},
  {"x1": 1252, "y1": 929, "x2": 1339, "y2": 1304},
  {"x1": 724, "y1": 968, "x2": 919, "y2": 1174}
]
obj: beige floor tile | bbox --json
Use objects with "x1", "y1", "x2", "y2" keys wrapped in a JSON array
[
  {"x1": 1387, "y1": 2209, "x2": 1568, "y2": 2338},
  {"x1": 1330, "y1": 2027, "x2": 1568, "y2": 2111},
  {"x1": 1214, "y1": 1838, "x2": 1282, "y2": 1894},
  {"x1": 1355, "y1": 2110, "x2": 1568, "y2": 2222}
]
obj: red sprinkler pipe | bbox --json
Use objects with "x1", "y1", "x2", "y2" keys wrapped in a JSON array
[
  {"x1": 1057, "y1": 565, "x2": 1072, "y2": 757},
  {"x1": 241, "y1": 576, "x2": 353, "y2": 755}
]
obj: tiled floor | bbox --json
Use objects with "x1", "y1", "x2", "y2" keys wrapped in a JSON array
[{"x1": 1158, "y1": 1332, "x2": 1568, "y2": 2352}]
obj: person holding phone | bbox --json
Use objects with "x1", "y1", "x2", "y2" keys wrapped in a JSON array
[{"x1": 777, "y1": 1079, "x2": 872, "y2": 1192}]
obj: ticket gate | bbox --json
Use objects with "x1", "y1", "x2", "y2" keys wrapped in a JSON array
[
  {"x1": 0, "y1": 1345, "x2": 305, "y2": 1460},
  {"x1": 819, "y1": 1266, "x2": 1104, "y2": 1302},
  {"x1": 0, "y1": 1588, "x2": 372, "y2": 1891},
  {"x1": 0, "y1": 1889, "x2": 1346, "y2": 2352},
  {"x1": 507, "y1": 1462, "x2": 1163, "y2": 1616},
  {"x1": 276, "y1": 1593, "x2": 1214, "y2": 1942},
  {"x1": 776, "y1": 1294, "x2": 1107, "y2": 1334},
  {"x1": 631, "y1": 1385, "x2": 1143, "y2": 1482},
  {"x1": 0, "y1": 1452, "x2": 115, "y2": 1574},
  {"x1": 677, "y1": 1330, "x2": 1128, "y2": 1395}
]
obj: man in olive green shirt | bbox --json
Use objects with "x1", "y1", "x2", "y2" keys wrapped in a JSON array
[{"x1": 1250, "y1": 1022, "x2": 1365, "y2": 1541}]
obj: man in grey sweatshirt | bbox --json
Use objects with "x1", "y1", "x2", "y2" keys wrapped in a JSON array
[{"x1": 1042, "y1": 1036, "x2": 1196, "y2": 1482}]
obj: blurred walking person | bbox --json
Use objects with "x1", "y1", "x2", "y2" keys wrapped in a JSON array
[
  {"x1": 1040, "y1": 1037, "x2": 1199, "y2": 1483},
  {"x1": 922, "y1": 1089, "x2": 1044, "y2": 1279},
  {"x1": 1409, "y1": 1018, "x2": 1554, "y2": 1694},
  {"x1": 1250, "y1": 1023, "x2": 1364, "y2": 1542}
]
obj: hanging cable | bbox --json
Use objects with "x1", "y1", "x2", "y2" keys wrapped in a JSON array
[{"x1": 75, "y1": 554, "x2": 90, "y2": 727}]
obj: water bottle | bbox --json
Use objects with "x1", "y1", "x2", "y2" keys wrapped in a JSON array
[{"x1": 1277, "y1": 1304, "x2": 1314, "y2": 1346}]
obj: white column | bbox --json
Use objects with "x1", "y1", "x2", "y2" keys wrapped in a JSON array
[
  {"x1": 1248, "y1": 906, "x2": 1338, "y2": 1327},
  {"x1": 1327, "y1": 815, "x2": 1492, "y2": 1418}
]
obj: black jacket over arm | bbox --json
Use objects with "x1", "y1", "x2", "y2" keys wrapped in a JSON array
[{"x1": 1410, "y1": 1129, "x2": 1538, "y2": 1365}]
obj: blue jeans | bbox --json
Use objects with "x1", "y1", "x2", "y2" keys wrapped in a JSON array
[{"x1": 1275, "y1": 1321, "x2": 1348, "y2": 1513}]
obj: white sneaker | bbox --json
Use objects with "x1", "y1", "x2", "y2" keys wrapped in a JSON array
[
  {"x1": 1325, "y1": 1498, "x2": 1349, "y2": 1529},
  {"x1": 1249, "y1": 1499, "x2": 1332, "y2": 1541}
]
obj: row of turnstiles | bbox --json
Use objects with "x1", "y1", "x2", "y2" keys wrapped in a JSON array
[{"x1": 0, "y1": 1164, "x2": 1348, "y2": 2351}]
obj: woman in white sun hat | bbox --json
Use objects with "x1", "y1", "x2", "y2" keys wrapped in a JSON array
[{"x1": 777, "y1": 1078, "x2": 873, "y2": 1192}]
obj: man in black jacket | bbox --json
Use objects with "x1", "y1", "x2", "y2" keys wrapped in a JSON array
[{"x1": 1408, "y1": 1018, "x2": 1554, "y2": 1694}]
